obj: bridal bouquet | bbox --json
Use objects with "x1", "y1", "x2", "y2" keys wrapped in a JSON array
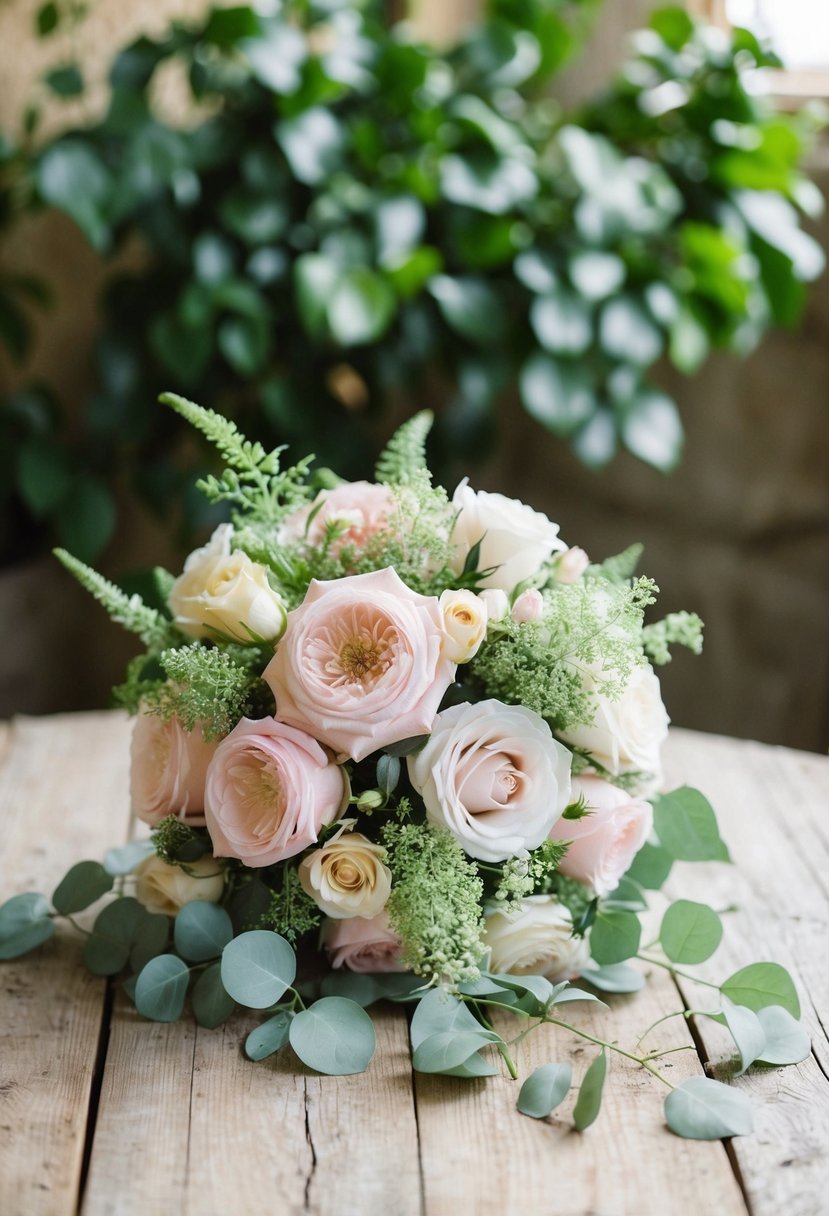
[{"x1": 1, "y1": 395, "x2": 807, "y2": 1139}]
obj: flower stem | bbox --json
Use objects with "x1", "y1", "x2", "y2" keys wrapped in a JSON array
[
  {"x1": 544, "y1": 1016, "x2": 675, "y2": 1089},
  {"x1": 637, "y1": 953, "x2": 721, "y2": 991}
]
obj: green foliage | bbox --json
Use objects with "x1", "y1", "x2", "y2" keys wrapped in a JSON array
[
  {"x1": 220, "y1": 929, "x2": 296, "y2": 1008},
  {"x1": 589, "y1": 908, "x2": 642, "y2": 965},
  {"x1": 192, "y1": 962, "x2": 236, "y2": 1028},
  {"x1": 151, "y1": 817, "x2": 214, "y2": 865},
  {"x1": 54, "y1": 549, "x2": 177, "y2": 649},
  {"x1": 52, "y1": 861, "x2": 112, "y2": 915},
  {"x1": 135, "y1": 954, "x2": 190, "y2": 1022},
  {"x1": 664, "y1": 1076, "x2": 753, "y2": 1140},
  {"x1": 258, "y1": 868, "x2": 321, "y2": 946},
  {"x1": 289, "y1": 996, "x2": 377, "y2": 1076},
  {"x1": 382, "y1": 823, "x2": 485, "y2": 985},
  {"x1": 719, "y1": 962, "x2": 801, "y2": 1019},
  {"x1": 245, "y1": 1011, "x2": 293, "y2": 1061},
  {"x1": 375, "y1": 411, "x2": 434, "y2": 485},
  {"x1": 149, "y1": 643, "x2": 268, "y2": 741},
  {"x1": 517, "y1": 1062, "x2": 572, "y2": 1118},
  {"x1": 642, "y1": 612, "x2": 704, "y2": 666},
  {"x1": 659, "y1": 900, "x2": 723, "y2": 965},
  {"x1": 0, "y1": 892, "x2": 54, "y2": 959},
  {"x1": 572, "y1": 1049, "x2": 607, "y2": 1130},
  {"x1": 652, "y1": 787, "x2": 731, "y2": 863},
  {"x1": 494, "y1": 839, "x2": 569, "y2": 907},
  {"x1": 173, "y1": 901, "x2": 233, "y2": 962}
]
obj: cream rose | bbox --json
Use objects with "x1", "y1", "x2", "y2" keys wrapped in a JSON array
[
  {"x1": 322, "y1": 912, "x2": 407, "y2": 973},
  {"x1": 484, "y1": 895, "x2": 590, "y2": 982},
  {"x1": 558, "y1": 663, "x2": 669, "y2": 793},
  {"x1": 299, "y1": 829, "x2": 392, "y2": 919},
  {"x1": 204, "y1": 717, "x2": 348, "y2": 867},
  {"x1": 134, "y1": 854, "x2": 225, "y2": 916},
  {"x1": 450, "y1": 481, "x2": 567, "y2": 592},
  {"x1": 439, "y1": 589, "x2": 488, "y2": 663},
  {"x1": 551, "y1": 776, "x2": 653, "y2": 897},
  {"x1": 407, "y1": 699, "x2": 572, "y2": 863},
  {"x1": 130, "y1": 711, "x2": 217, "y2": 827},
  {"x1": 279, "y1": 481, "x2": 397, "y2": 555},
  {"x1": 264, "y1": 567, "x2": 456, "y2": 762},
  {"x1": 169, "y1": 523, "x2": 287, "y2": 642},
  {"x1": 478, "y1": 588, "x2": 509, "y2": 623}
]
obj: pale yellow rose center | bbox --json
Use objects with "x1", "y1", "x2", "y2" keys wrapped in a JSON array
[
  {"x1": 316, "y1": 609, "x2": 398, "y2": 689},
  {"x1": 330, "y1": 858, "x2": 363, "y2": 890}
]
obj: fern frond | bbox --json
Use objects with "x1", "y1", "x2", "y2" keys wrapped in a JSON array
[
  {"x1": 160, "y1": 392, "x2": 271, "y2": 472},
  {"x1": 375, "y1": 410, "x2": 434, "y2": 485},
  {"x1": 54, "y1": 549, "x2": 177, "y2": 649}
]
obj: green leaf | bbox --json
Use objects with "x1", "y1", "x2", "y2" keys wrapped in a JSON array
[
  {"x1": 621, "y1": 391, "x2": 683, "y2": 473},
  {"x1": 649, "y1": 6, "x2": 694, "y2": 50},
  {"x1": 16, "y1": 442, "x2": 73, "y2": 516},
  {"x1": 135, "y1": 954, "x2": 190, "y2": 1022},
  {"x1": 130, "y1": 914, "x2": 170, "y2": 973},
  {"x1": 599, "y1": 297, "x2": 662, "y2": 366},
  {"x1": 589, "y1": 909, "x2": 642, "y2": 965},
  {"x1": 174, "y1": 902, "x2": 233, "y2": 963},
  {"x1": 530, "y1": 291, "x2": 592, "y2": 355},
  {"x1": 243, "y1": 24, "x2": 305, "y2": 94},
  {"x1": 294, "y1": 253, "x2": 340, "y2": 339},
  {"x1": 44, "y1": 64, "x2": 84, "y2": 98},
  {"x1": 440, "y1": 152, "x2": 536, "y2": 215},
  {"x1": 413, "y1": 1030, "x2": 494, "y2": 1074},
  {"x1": 36, "y1": 2, "x2": 60, "y2": 36},
  {"x1": 429, "y1": 275, "x2": 506, "y2": 343},
  {"x1": 490, "y1": 972, "x2": 554, "y2": 1011},
  {"x1": 37, "y1": 141, "x2": 111, "y2": 251},
  {"x1": 581, "y1": 963, "x2": 645, "y2": 994},
  {"x1": 664, "y1": 1076, "x2": 753, "y2": 1140},
  {"x1": 103, "y1": 840, "x2": 154, "y2": 876},
  {"x1": 375, "y1": 195, "x2": 425, "y2": 263},
  {"x1": 84, "y1": 898, "x2": 147, "y2": 976},
  {"x1": 441, "y1": 1051, "x2": 499, "y2": 1078},
  {"x1": 670, "y1": 305, "x2": 709, "y2": 374},
  {"x1": 245, "y1": 1011, "x2": 293, "y2": 1060},
  {"x1": 626, "y1": 843, "x2": 673, "y2": 890},
  {"x1": 220, "y1": 930, "x2": 296, "y2": 1009},
  {"x1": 220, "y1": 191, "x2": 287, "y2": 245},
  {"x1": 276, "y1": 108, "x2": 344, "y2": 186},
  {"x1": 573, "y1": 1049, "x2": 607, "y2": 1131},
  {"x1": 721, "y1": 998, "x2": 766, "y2": 1075},
  {"x1": 549, "y1": 987, "x2": 607, "y2": 1009},
  {"x1": 520, "y1": 354, "x2": 595, "y2": 438},
  {"x1": 56, "y1": 477, "x2": 116, "y2": 563},
  {"x1": 192, "y1": 962, "x2": 236, "y2": 1029},
  {"x1": 0, "y1": 893, "x2": 54, "y2": 960},
  {"x1": 52, "y1": 861, "x2": 113, "y2": 915},
  {"x1": 319, "y1": 972, "x2": 384, "y2": 1008},
  {"x1": 289, "y1": 996, "x2": 376, "y2": 1076},
  {"x1": 218, "y1": 315, "x2": 270, "y2": 376},
  {"x1": 385, "y1": 246, "x2": 443, "y2": 298},
  {"x1": 660, "y1": 900, "x2": 723, "y2": 965},
  {"x1": 517, "y1": 1062, "x2": 572, "y2": 1118},
  {"x1": 652, "y1": 788, "x2": 730, "y2": 863},
  {"x1": 327, "y1": 269, "x2": 396, "y2": 346},
  {"x1": 755, "y1": 1006, "x2": 810, "y2": 1066},
  {"x1": 720, "y1": 963, "x2": 800, "y2": 1019},
  {"x1": 410, "y1": 989, "x2": 500, "y2": 1051},
  {"x1": 568, "y1": 251, "x2": 625, "y2": 300}
]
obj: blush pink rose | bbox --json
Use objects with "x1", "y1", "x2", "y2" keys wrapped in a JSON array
[
  {"x1": 279, "y1": 481, "x2": 397, "y2": 555},
  {"x1": 511, "y1": 588, "x2": 544, "y2": 624},
  {"x1": 322, "y1": 912, "x2": 407, "y2": 973},
  {"x1": 550, "y1": 775, "x2": 653, "y2": 897},
  {"x1": 130, "y1": 711, "x2": 218, "y2": 827},
  {"x1": 204, "y1": 717, "x2": 347, "y2": 867},
  {"x1": 264, "y1": 567, "x2": 457, "y2": 762}
]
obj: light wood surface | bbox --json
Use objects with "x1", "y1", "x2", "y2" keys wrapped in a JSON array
[{"x1": 1, "y1": 711, "x2": 827, "y2": 1215}]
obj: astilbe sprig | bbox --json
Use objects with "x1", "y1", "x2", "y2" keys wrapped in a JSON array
[
  {"x1": 259, "y1": 868, "x2": 322, "y2": 945},
  {"x1": 642, "y1": 612, "x2": 704, "y2": 665},
  {"x1": 54, "y1": 549, "x2": 178, "y2": 651},
  {"x1": 494, "y1": 839, "x2": 570, "y2": 909}
]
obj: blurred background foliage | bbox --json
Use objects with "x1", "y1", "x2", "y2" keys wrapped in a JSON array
[{"x1": 0, "y1": 0, "x2": 823, "y2": 566}]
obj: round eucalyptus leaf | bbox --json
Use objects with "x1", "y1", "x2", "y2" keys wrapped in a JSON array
[
  {"x1": 192, "y1": 962, "x2": 236, "y2": 1029},
  {"x1": 129, "y1": 913, "x2": 170, "y2": 973},
  {"x1": 755, "y1": 1006, "x2": 810, "y2": 1066},
  {"x1": 441, "y1": 1051, "x2": 499, "y2": 1079},
  {"x1": 135, "y1": 954, "x2": 190, "y2": 1022},
  {"x1": 289, "y1": 997, "x2": 376, "y2": 1076},
  {"x1": 721, "y1": 998, "x2": 766, "y2": 1075},
  {"x1": 589, "y1": 909, "x2": 642, "y2": 966},
  {"x1": 84, "y1": 897, "x2": 150, "y2": 975},
  {"x1": 0, "y1": 892, "x2": 55, "y2": 959},
  {"x1": 580, "y1": 963, "x2": 645, "y2": 994},
  {"x1": 517, "y1": 1063, "x2": 572, "y2": 1118},
  {"x1": 660, "y1": 900, "x2": 723, "y2": 965},
  {"x1": 573, "y1": 1049, "x2": 607, "y2": 1131},
  {"x1": 245, "y1": 1011, "x2": 293, "y2": 1061},
  {"x1": 413, "y1": 1029, "x2": 494, "y2": 1075},
  {"x1": 220, "y1": 930, "x2": 296, "y2": 1009},
  {"x1": 52, "y1": 861, "x2": 113, "y2": 915},
  {"x1": 174, "y1": 901, "x2": 233, "y2": 962},
  {"x1": 319, "y1": 972, "x2": 382, "y2": 1008},
  {"x1": 664, "y1": 1076, "x2": 754, "y2": 1140},
  {"x1": 103, "y1": 840, "x2": 154, "y2": 877},
  {"x1": 720, "y1": 962, "x2": 800, "y2": 1019}
]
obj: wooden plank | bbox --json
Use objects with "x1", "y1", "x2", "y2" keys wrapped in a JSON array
[
  {"x1": 83, "y1": 1000, "x2": 422, "y2": 1216},
  {"x1": 414, "y1": 959, "x2": 748, "y2": 1216},
  {"x1": 663, "y1": 729, "x2": 829, "y2": 1216},
  {"x1": 0, "y1": 711, "x2": 133, "y2": 1216}
]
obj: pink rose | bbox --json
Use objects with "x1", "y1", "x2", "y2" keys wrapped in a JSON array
[
  {"x1": 554, "y1": 546, "x2": 590, "y2": 584},
  {"x1": 279, "y1": 481, "x2": 397, "y2": 555},
  {"x1": 130, "y1": 711, "x2": 217, "y2": 827},
  {"x1": 550, "y1": 775, "x2": 653, "y2": 897},
  {"x1": 204, "y1": 717, "x2": 347, "y2": 867},
  {"x1": 511, "y1": 588, "x2": 544, "y2": 624},
  {"x1": 264, "y1": 568, "x2": 456, "y2": 762},
  {"x1": 322, "y1": 912, "x2": 407, "y2": 973}
]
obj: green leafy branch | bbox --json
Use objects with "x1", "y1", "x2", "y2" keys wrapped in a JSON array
[
  {"x1": 54, "y1": 548, "x2": 177, "y2": 649},
  {"x1": 375, "y1": 410, "x2": 434, "y2": 485}
]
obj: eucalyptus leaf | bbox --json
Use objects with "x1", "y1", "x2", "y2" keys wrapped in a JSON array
[
  {"x1": 0, "y1": 893, "x2": 55, "y2": 960},
  {"x1": 720, "y1": 962, "x2": 800, "y2": 1019},
  {"x1": 652, "y1": 788, "x2": 730, "y2": 863},
  {"x1": 220, "y1": 930, "x2": 296, "y2": 1009},
  {"x1": 589, "y1": 909, "x2": 642, "y2": 966},
  {"x1": 441, "y1": 1051, "x2": 500, "y2": 1079},
  {"x1": 664, "y1": 1076, "x2": 753, "y2": 1140},
  {"x1": 246, "y1": 1011, "x2": 293, "y2": 1061},
  {"x1": 580, "y1": 963, "x2": 645, "y2": 994},
  {"x1": 625, "y1": 843, "x2": 673, "y2": 890},
  {"x1": 490, "y1": 972, "x2": 554, "y2": 1010},
  {"x1": 410, "y1": 989, "x2": 500, "y2": 1051},
  {"x1": 52, "y1": 861, "x2": 113, "y2": 915},
  {"x1": 83, "y1": 897, "x2": 147, "y2": 976},
  {"x1": 660, "y1": 900, "x2": 723, "y2": 965},
  {"x1": 103, "y1": 840, "x2": 154, "y2": 877},
  {"x1": 320, "y1": 972, "x2": 382, "y2": 1007},
  {"x1": 755, "y1": 1006, "x2": 810, "y2": 1066},
  {"x1": 174, "y1": 901, "x2": 233, "y2": 963},
  {"x1": 721, "y1": 998, "x2": 767, "y2": 1075},
  {"x1": 517, "y1": 1063, "x2": 572, "y2": 1118},
  {"x1": 573, "y1": 1049, "x2": 607, "y2": 1131},
  {"x1": 192, "y1": 962, "x2": 236, "y2": 1029},
  {"x1": 134, "y1": 954, "x2": 190, "y2": 1022},
  {"x1": 289, "y1": 997, "x2": 376, "y2": 1076},
  {"x1": 130, "y1": 913, "x2": 170, "y2": 973},
  {"x1": 413, "y1": 1030, "x2": 495, "y2": 1074},
  {"x1": 549, "y1": 987, "x2": 608, "y2": 1009}
]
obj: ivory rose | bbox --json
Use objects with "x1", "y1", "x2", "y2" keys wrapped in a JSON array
[
  {"x1": 279, "y1": 481, "x2": 397, "y2": 555},
  {"x1": 130, "y1": 711, "x2": 217, "y2": 827},
  {"x1": 558, "y1": 663, "x2": 670, "y2": 793},
  {"x1": 204, "y1": 717, "x2": 347, "y2": 867},
  {"x1": 550, "y1": 776, "x2": 653, "y2": 897},
  {"x1": 484, "y1": 895, "x2": 590, "y2": 982},
  {"x1": 169, "y1": 523, "x2": 287, "y2": 642},
  {"x1": 264, "y1": 567, "x2": 456, "y2": 761},
  {"x1": 450, "y1": 481, "x2": 567, "y2": 592},
  {"x1": 439, "y1": 589, "x2": 488, "y2": 663},
  {"x1": 299, "y1": 828, "x2": 392, "y2": 919},
  {"x1": 322, "y1": 912, "x2": 407, "y2": 972},
  {"x1": 407, "y1": 699, "x2": 572, "y2": 863},
  {"x1": 134, "y1": 854, "x2": 225, "y2": 916},
  {"x1": 478, "y1": 588, "x2": 509, "y2": 623}
]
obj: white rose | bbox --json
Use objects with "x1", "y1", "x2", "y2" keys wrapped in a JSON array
[
  {"x1": 134, "y1": 854, "x2": 225, "y2": 916},
  {"x1": 484, "y1": 895, "x2": 590, "y2": 982},
  {"x1": 407, "y1": 699, "x2": 572, "y2": 863},
  {"x1": 450, "y1": 480, "x2": 567, "y2": 592},
  {"x1": 478, "y1": 588, "x2": 509, "y2": 623},
  {"x1": 439, "y1": 589, "x2": 488, "y2": 663},
  {"x1": 559, "y1": 663, "x2": 669, "y2": 793},
  {"x1": 298, "y1": 829, "x2": 391, "y2": 919},
  {"x1": 170, "y1": 523, "x2": 287, "y2": 643}
]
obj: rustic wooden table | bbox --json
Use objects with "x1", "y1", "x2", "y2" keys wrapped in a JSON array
[{"x1": 1, "y1": 711, "x2": 828, "y2": 1216}]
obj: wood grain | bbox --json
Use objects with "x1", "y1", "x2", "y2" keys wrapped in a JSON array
[{"x1": 0, "y1": 712, "x2": 133, "y2": 1216}]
